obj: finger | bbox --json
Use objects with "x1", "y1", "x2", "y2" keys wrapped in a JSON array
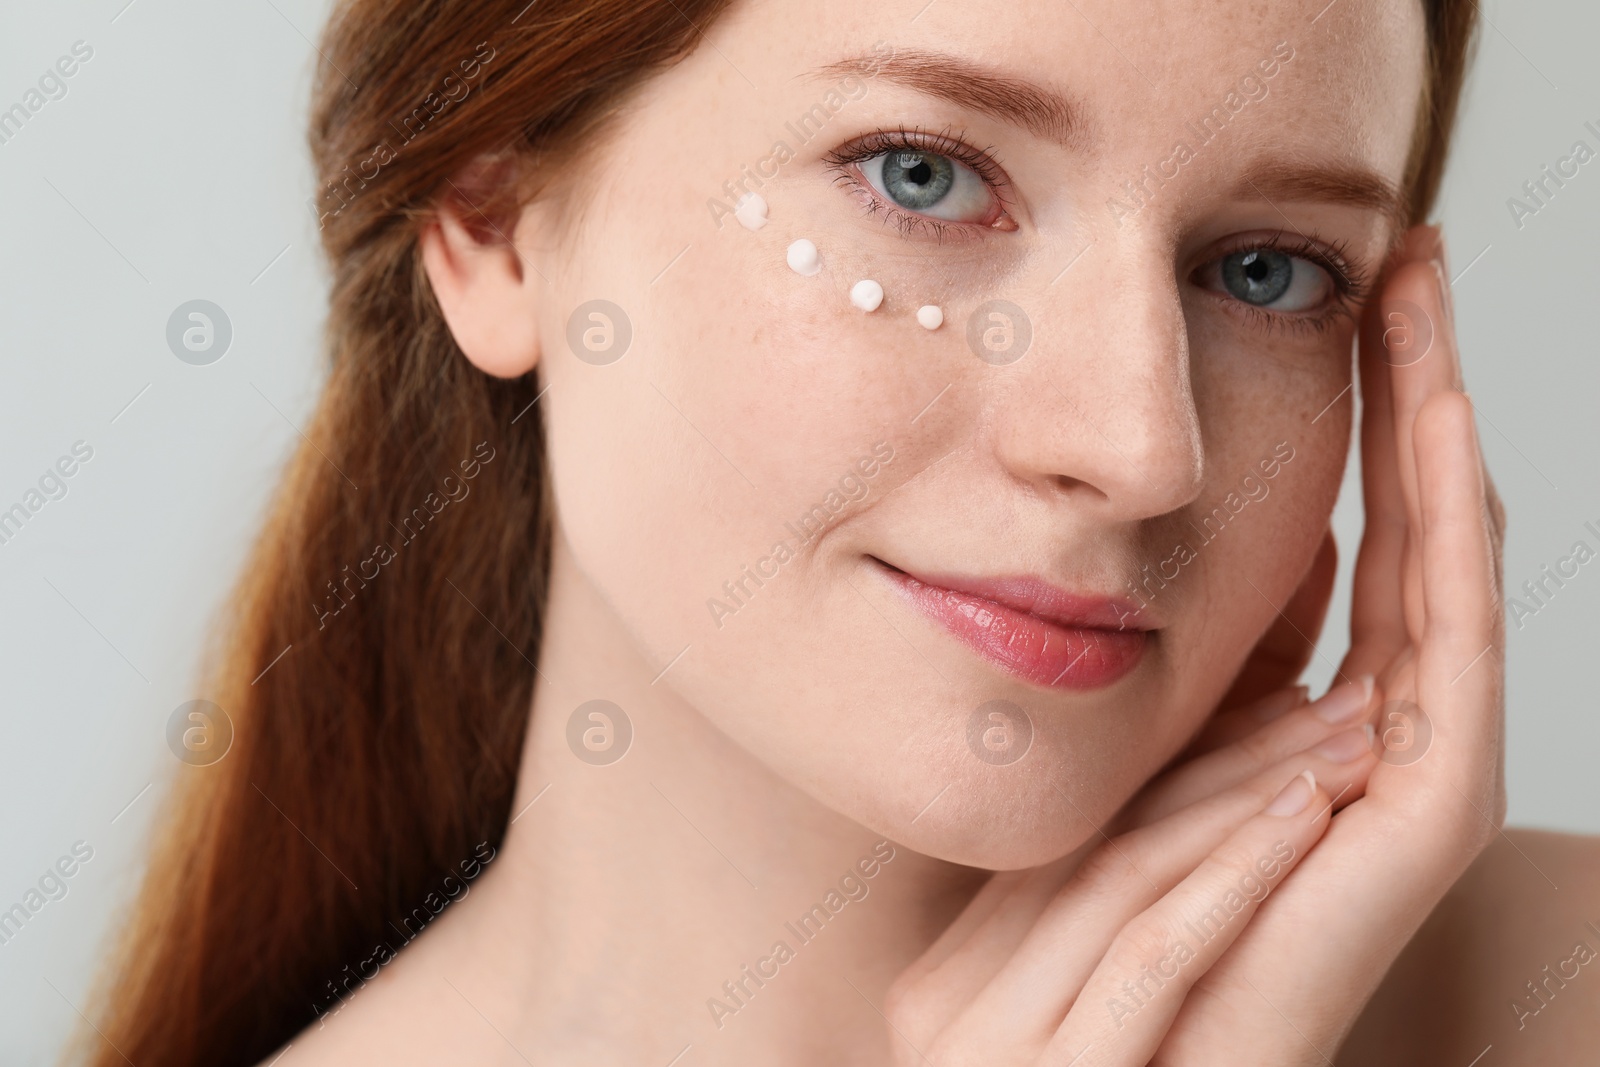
[
  {"x1": 1159, "y1": 401, "x2": 1505, "y2": 1063},
  {"x1": 888, "y1": 845, "x2": 1090, "y2": 1040},
  {"x1": 1413, "y1": 389, "x2": 1503, "y2": 778},
  {"x1": 1122, "y1": 675, "x2": 1375, "y2": 827},
  {"x1": 1174, "y1": 684, "x2": 1309, "y2": 761},
  {"x1": 1341, "y1": 230, "x2": 1432, "y2": 680},
  {"x1": 1384, "y1": 256, "x2": 1460, "y2": 647},
  {"x1": 923, "y1": 740, "x2": 1374, "y2": 1060},
  {"x1": 1420, "y1": 247, "x2": 1506, "y2": 636},
  {"x1": 893, "y1": 868, "x2": 1021, "y2": 983},
  {"x1": 1041, "y1": 771, "x2": 1332, "y2": 1067},
  {"x1": 1394, "y1": 222, "x2": 1445, "y2": 289},
  {"x1": 904, "y1": 679, "x2": 1346, "y2": 1027}
]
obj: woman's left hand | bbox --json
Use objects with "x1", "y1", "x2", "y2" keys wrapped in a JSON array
[{"x1": 1145, "y1": 222, "x2": 1509, "y2": 1065}]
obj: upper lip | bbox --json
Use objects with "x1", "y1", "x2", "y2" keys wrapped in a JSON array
[{"x1": 876, "y1": 559, "x2": 1157, "y2": 632}]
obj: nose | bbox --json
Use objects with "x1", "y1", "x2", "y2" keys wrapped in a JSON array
[{"x1": 988, "y1": 245, "x2": 1205, "y2": 522}]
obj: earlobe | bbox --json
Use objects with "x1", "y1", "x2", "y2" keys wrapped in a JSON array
[{"x1": 419, "y1": 199, "x2": 542, "y2": 379}]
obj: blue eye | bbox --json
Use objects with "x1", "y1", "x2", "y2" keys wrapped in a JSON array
[
  {"x1": 859, "y1": 149, "x2": 994, "y2": 223},
  {"x1": 879, "y1": 151, "x2": 954, "y2": 209},
  {"x1": 1206, "y1": 248, "x2": 1332, "y2": 312}
]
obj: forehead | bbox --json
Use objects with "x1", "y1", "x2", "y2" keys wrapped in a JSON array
[{"x1": 701, "y1": 0, "x2": 1428, "y2": 198}]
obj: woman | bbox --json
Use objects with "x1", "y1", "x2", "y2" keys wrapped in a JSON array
[{"x1": 77, "y1": 0, "x2": 1599, "y2": 1063}]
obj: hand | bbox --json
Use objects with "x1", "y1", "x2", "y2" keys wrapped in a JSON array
[
  {"x1": 1144, "y1": 223, "x2": 1508, "y2": 1065},
  {"x1": 883, "y1": 680, "x2": 1381, "y2": 1065},
  {"x1": 880, "y1": 223, "x2": 1506, "y2": 1066}
]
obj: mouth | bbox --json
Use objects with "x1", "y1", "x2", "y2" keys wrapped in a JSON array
[{"x1": 869, "y1": 557, "x2": 1152, "y2": 690}]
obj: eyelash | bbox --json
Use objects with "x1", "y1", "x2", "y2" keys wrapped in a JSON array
[
  {"x1": 822, "y1": 125, "x2": 1013, "y2": 243},
  {"x1": 825, "y1": 127, "x2": 1375, "y2": 333},
  {"x1": 1204, "y1": 231, "x2": 1375, "y2": 337}
]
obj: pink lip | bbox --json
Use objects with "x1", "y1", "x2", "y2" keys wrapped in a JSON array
[{"x1": 873, "y1": 560, "x2": 1152, "y2": 690}]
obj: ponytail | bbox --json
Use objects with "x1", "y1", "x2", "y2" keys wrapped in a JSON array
[{"x1": 78, "y1": 2, "x2": 732, "y2": 1063}]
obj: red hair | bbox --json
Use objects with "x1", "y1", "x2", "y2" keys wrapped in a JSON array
[{"x1": 78, "y1": 2, "x2": 1476, "y2": 1063}]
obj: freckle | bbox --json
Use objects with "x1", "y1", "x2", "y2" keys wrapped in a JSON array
[
  {"x1": 916, "y1": 305, "x2": 943, "y2": 330},
  {"x1": 734, "y1": 191, "x2": 768, "y2": 231},
  {"x1": 850, "y1": 279, "x2": 884, "y2": 312},
  {"x1": 786, "y1": 238, "x2": 821, "y2": 276}
]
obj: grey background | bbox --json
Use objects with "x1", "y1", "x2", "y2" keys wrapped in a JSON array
[{"x1": 0, "y1": 1, "x2": 1594, "y2": 1061}]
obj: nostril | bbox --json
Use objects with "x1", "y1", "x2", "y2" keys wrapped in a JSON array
[{"x1": 1050, "y1": 473, "x2": 1105, "y2": 499}]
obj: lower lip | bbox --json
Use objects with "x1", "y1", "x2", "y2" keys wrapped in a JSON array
[{"x1": 878, "y1": 566, "x2": 1148, "y2": 690}]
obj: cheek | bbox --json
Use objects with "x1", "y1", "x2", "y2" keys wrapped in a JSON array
[
  {"x1": 1160, "y1": 347, "x2": 1352, "y2": 710},
  {"x1": 536, "y1": 60, "x2": 1012, "y2": 644},
  {"x1": 537, "y1": 207, "x2": 950, "y2": 647},
  {"x1": 541, "y1": 210, "x2": 1084, "y2": 859}
]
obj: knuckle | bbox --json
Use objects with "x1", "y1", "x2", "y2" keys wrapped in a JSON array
[
  {"x1": 1110, "y1": 916, "x2": 1184, "y2": 977},
  {"x1": 1236, "y1": 726, "x2": 1282, "y2": 768},
  {"x1": 1207, "y1": 838, "x2": 1269, "y2": 881}
]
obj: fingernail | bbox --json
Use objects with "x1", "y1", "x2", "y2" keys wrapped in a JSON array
[
  {"x1": 1314, "y1": 675, "x2": 1373, "y2": 724},
  {"x1": 1430, "y1": 259, "x2": 1461, "y2": 386},
  {"x1": 1266, "y1": 769, "x2": 1316, "y2": 816},
  {"x1": 1254, "y1": 685, "x2": 1312, "y2": 722},
  {"x1": 1431, "y1": 257, "x2": 1452, "y2": 312},
  {"x1": 1312, "y1": 725, "x2": 1374, "y2": 763},
  {"x1": 1422, "y1": 223, "x2": 1444, "y2": 264}
]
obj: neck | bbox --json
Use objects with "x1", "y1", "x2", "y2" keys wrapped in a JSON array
[{"x1": 457, "y1": 530, "x2": 986, "y2": 1064}]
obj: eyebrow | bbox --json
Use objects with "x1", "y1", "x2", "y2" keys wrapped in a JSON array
[
  {"x1": 809, "y1": 51, "x2": 1408, "y2": 236},
  {"x1": 1231, "y1": 162, "x2": 1409, "y2": 237},
  {"x1": 809, "y1": 48, "x2": 1083, "y2": 150}
]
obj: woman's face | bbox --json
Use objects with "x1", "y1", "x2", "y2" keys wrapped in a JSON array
[{"x1": 515, "y1": 0, "x2": 1425, "y2": 867}]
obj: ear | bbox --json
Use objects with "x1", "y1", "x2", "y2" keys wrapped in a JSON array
[{"x1": 419, "y1": 194, "x2": 542, "y2": 379}]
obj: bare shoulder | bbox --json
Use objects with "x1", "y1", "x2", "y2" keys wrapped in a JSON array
[{"x1": 1339, "y1": 827, "x2": 1600, "y2": 1066}]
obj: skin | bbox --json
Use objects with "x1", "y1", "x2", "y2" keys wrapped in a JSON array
[{"x1": 261, "y1": 0, "x2": 1598, "y2": 1064}]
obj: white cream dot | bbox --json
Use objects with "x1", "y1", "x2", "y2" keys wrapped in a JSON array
[
  {"x1": 916, "y1": 305, "x2": 944, "y2": 330},
  {"x1": 734, "y1": 191, "x2": 768, "y2": 231},
  {"x1": 786, "y1": 238, "x2": 821, "y2": 276},
  {"x1": 850, "y1": 279, "x2": 884, "y2": 312}
]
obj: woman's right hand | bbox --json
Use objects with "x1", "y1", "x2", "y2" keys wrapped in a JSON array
[{"x1": 882, "y1": 680, "x2": 1379, "y2": 1066}]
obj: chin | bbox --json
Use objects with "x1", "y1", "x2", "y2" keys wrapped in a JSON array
[
  {"x1": 882, "y1": 786, "x2": 1102, "y2": 871},
  {"x1": 832, "y1": 732, "x2": 1139, "y2": 871}
]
